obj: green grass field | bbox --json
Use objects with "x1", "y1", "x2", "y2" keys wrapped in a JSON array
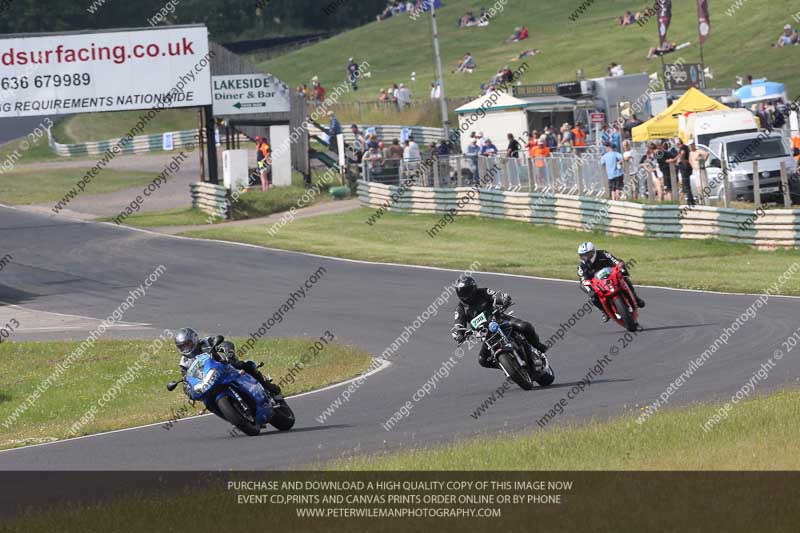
[
  {"x1": 0, "y1": 167, "x2": 158, "y2": 205},
  {"x1": 260, "y1": 0, "x2": 800, "y2": 103},
  {"x1": 0, "y1": 337, "x2": 372, "y2": 450},
  {"x1": 334, "y1": 389, "x2": 800, "y2": 470},
  {"x1": 183, "y1": 208, "x2": 800, "y2": 295},
  {"x1": 52, "y1": 109, "x2": 197, "y2": 144}
]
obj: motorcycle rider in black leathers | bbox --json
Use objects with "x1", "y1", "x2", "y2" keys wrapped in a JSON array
[
  {"x1": 174, "y1": 327, "x2": 284, "y2": 400},
  {"x1": 451, "y1": 276, "x2": 549, "y2": 369},
  {"x1": 577, "y1": 241, "x2": 645, "y2": 322}
]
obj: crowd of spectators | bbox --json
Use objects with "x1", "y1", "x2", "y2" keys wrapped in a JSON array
[
  {"x1": 376, "y1": 83, "x2": 413, "y2": 108},
  {"x1": 377, "y1": 0, "x2": 442, "y2": 21}
]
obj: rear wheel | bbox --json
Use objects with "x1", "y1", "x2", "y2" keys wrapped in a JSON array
[
  {"x1": 614, "y1": 296, "x2": 637, "y2": 332},
  {"x1": 269, "y1": 402, "x2": 296, "y2": 431},
  {"x1": 217, "y1": 395, "x2": 261, "y2": 436},
  {"x1": 497, "y1": 352, "x2": 534, "y2": 391}
]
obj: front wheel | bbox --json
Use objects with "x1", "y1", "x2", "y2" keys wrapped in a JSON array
[
  {"x1": 217, "y1": 395, "x2": 261, "y2": 436},
  {"x1": 613, "y1": 296, "x2": 637, "y2": 332},
  {"x1": 269, "y1": 402, "x2": 296, "y2": 431},
  {"x1": 497, "y1": 352, "x2": 534, "y2": 391},
  {"x1": 535, "y1": 363, "x2": 555, "y2": 387}
]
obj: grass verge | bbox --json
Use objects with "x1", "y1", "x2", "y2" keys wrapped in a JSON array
[
  {"x1": 335, "y1": 389, "x2": 800, "y2": 470},
  {"x1": 52, "y1": 109, "x2": 196, "y2": 144},
  {"x1": 95, "y1": 207, "x2": 212, "y2": 227},
  {"x1": 182, "y1": 208, "x2": 800, "y2": 296},
  {"x1": 0, "y1": 167, "x2": 157, "y2": 205},
  {"x1": 0, "y1": 337, "x2": 372, "y2": 450}
]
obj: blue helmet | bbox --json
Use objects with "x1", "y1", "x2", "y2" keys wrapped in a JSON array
[{"x1": 578, "y1": 241, "x2": 596, "y2": 264}]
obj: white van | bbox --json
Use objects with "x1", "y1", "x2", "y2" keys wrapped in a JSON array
[
  {"x1": 693, "y1": 132, "x2": 798, "y2": 202},
  {"x1": 680, "y1": 109, "x2": 759, "y2": 148}
]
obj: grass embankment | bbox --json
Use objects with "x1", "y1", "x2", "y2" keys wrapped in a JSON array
[
  {"x1": 0, "y1": 338, "x2": 372, "y2": 450},
  {"x1": 259, "y1": 0, "x2": 799, "y2": 103},
  {"x1": 110, "y1": 170, "x2": 339, "y2": 227},
  {"x1": 52, "y1": 109, "x2": 196, "y2": 144},
  {"x1": 335, "y1": 390, "x2": 800, "y2": 470},
  {"x1": 0, "y1": 167, "x2": 158, "y2": 205},
  {"x1": 183, "y1": 208, "x2": 800, "y2": 295}
]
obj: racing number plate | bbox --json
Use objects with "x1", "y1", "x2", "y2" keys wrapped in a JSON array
[{"x1": 470, "y1": 312, "x2": 488, "y2": 329}]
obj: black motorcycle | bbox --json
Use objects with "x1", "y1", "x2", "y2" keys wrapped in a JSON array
[{"x1": 461, "y1": 303, "x2": 555, "y2": 390}]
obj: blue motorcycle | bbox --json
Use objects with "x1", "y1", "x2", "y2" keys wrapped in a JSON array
[{"x1": 167, "y1": 351, "x2": 295, "y2": 436}]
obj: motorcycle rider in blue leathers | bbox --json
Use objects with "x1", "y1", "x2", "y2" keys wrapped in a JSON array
[{"x1": 174, "y1": 327, "x2": 283, "y2": 399}]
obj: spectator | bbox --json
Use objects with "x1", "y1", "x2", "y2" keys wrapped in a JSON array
[
  {"x1": 656, "y1": 139, "x2": 676, "y2": 201},
  {"x1": 391, "y1": 83, "x2": 400, "y2": 103},
  {"x1": 647, "y1": 42, "x2": 677, "y2": 59},
  {"x1": 640, "y1": 143, "x2": 663, "y2": 200},
  {"x1": 438, "y1": 140, "x2": 450, "y2": 155},
  {"x1": 600, "y1": 143, "x2": 624, "y2": 201},
  {"x1": 610, "y1": 124, "x2": 621, "y2": 152},
  {"x1": 506, "y1": 133, "x2": 522, "y2": 188},
  {"x1": 389, "y1": 138, "x2": 405, "y2": 160},
  {"x1": 350, "y1": 124, "x2": 365, "y2": 163},
  {"x1": 363, "y1": 145, "x2": 384, "y2": 175},
  {"x1": 622, "y1": 140, "x2": 639, "y2": 199},
  {"x1": 476, "y1": 131, "x2": 486, "y2": 149},
  {"x1": 255, "y1": 135, "x2": 271, "y2": 193},
  {"x1": 454, "y1": 53, "x2": 477, "y2": 74},
  {"x1": 347, "y1": 57, "x2": 360, "y2": 91},
  {"x1": 378, "y1": 88, "x2": 390, "y2": 102},
  {"x1": 397, "y1": 83, "x2": 412, "y2": 109},
  {"x1": 505, "y1": 27, "x2": 522, "y2": 43},
  {"x1": 466, "y1": 138, "x2": 481, "y2": 183},
  {"x1": 608, "y1": 63, "x2": 625, "y2": 77},
  {"x1": 366, "y1": 133, "x2": 379, "y2": 151},
  {"x1": 327, "y1": 110, "x2": 342, "y2": 156},
  {"x1": 530, "y1": 138, "x2": 550, "y2": 186},
  {"x1": 481, "y1": 138, "x2": 498, "y2": 156},
  {"x1": 669, "y1": 138, "x2": 695, "y2": 206},
  {"x1": 623, "y1": 114, "x2": 643, "y2": 139},
  {"x1": 403, "y1": 136, "x2": 421, "y2": 176},
  {"x1": 518, "y1": 49, "x2": 542, "y2": 59},
  {"x1": 544, "y1": 127, "x2": 558, "y2": 150},
  {"x1": 773, "y1": 24, "x2": 798, "y2": 47},
  {"x1": 558, "y1": 123, "x2": 573, "y2": 154},
  {"x1": 311, "y1": 77, "x2": 326, "y2": 104},
  {"x1": 571, "y1": 122, "x2": 587, "y2": 153},
  {"x1": 792, "y1": 133, "x2": 800, "y2": 163},
  {"x1": 430, "y1": 82, "x2": 441, "y2": 101}
]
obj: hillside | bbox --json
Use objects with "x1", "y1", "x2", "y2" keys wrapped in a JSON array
[{"x1": 259, "y1": 0, "x2": 799, "y2": 103}]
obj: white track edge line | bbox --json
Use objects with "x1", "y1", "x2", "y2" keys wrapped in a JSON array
[{"x1": 0, "y1": 358, "x2": 391, "y2": 455}]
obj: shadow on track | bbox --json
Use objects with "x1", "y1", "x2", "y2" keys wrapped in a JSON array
[{"x1": 260, "y1": 423, "x2": 354, "y2": 437}]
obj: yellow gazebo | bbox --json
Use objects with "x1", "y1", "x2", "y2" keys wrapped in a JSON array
[{"x1": 632, "y1": 87, "x2": 730, "y2": 142}]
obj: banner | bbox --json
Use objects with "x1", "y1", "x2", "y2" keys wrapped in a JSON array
[
  {"x1": 658, "y1": 0, "x2": 673, "y2": 46},
  {"x1": 696, "y1": 0, "x2": 711, "y2": 44},
  {"x1": 0, "y1": 25, "x2": 212, "y2": 118}
]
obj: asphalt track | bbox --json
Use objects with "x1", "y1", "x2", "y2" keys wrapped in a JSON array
[{"x1": 1, "y1": 205, "x2": 799, "y2": 470}]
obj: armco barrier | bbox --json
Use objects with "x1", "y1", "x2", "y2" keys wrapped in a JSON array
[
  {"x1": 191, "y1": 181, "x2": 230, "y2": 219},
  {"x1": 357, "y1": 181, "x2": 800, "y2": 249},
  {"x1": 47, "y1": 129, "x2": 249, "y2": 157},
  {"x1": 48, "y1": 128, "x2": 199, "y2": 157},
  {"x1": 309, "y1": 124, "x2": 456, "y2": 147}
]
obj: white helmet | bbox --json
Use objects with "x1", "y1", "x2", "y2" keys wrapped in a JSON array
[{"x1": 578, "y1": 241, "x2": 596, "y2": 264}]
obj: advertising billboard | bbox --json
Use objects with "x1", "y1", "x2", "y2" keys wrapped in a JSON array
[{"x1": 0, "y1": 25, "x2": 212, "y2": 118}]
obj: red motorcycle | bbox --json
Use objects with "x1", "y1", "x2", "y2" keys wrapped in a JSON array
[{"x1": 587, "y1": 264, "x2": 640, "y2": 332}]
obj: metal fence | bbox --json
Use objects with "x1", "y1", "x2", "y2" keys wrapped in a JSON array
[{"x1": 360, "y1": 151, "x2": 612, "y2": 197}]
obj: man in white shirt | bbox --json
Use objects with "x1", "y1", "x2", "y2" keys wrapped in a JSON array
[
  {"x1": 403, "y1": 136, "x2": 421, "y2": 180},
  {"x1": 397, "y1": 83, "x2": 412, "y2": 109}
]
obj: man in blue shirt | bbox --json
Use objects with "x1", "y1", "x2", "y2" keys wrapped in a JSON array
[{"x1": 600, "y1": 143, "x2": 624, "y2": 200}]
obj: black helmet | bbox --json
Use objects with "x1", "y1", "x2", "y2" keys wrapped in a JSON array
[
  {"x1": 175, "y1": 327, "x2": 199, "y2": 356},
  {"x1": 216, "y1": 340, "x2": 236, "y2": 362},
  {"x1": 455, "y1": 276, "x2": 478, "y2": 303}
]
